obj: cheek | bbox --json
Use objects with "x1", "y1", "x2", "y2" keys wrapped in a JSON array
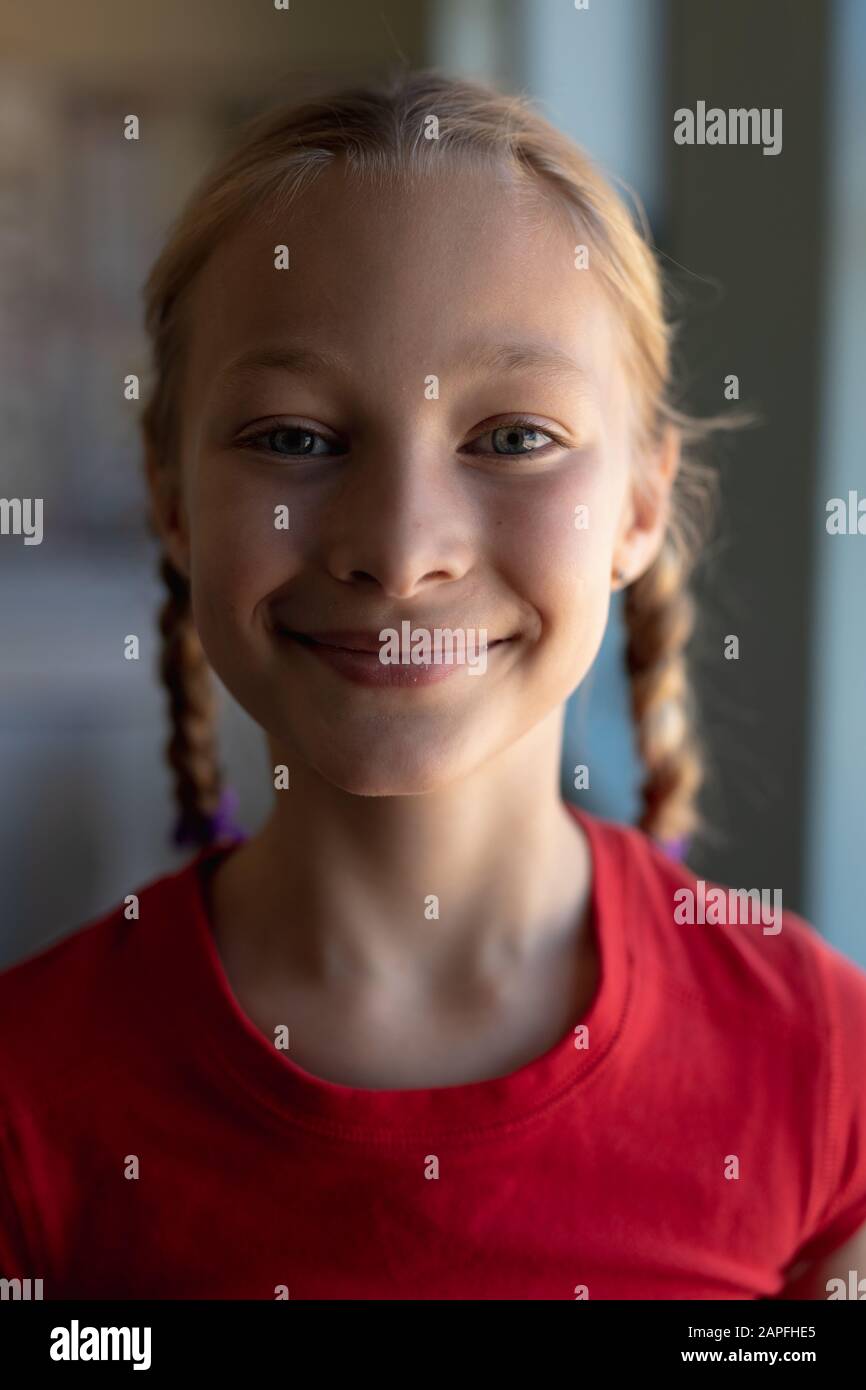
[
  {"x1": 497, "y1": 454, "x2": 622, "y2": 644},
  {"x1": 185, "y1": 463, "x2": 307, "y2": 640}
]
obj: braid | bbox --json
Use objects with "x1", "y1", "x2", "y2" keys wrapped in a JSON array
[
  {"x1": 157, "y1": 553, "x2": 226, "y2": 848},
  {"x1": 623, "y1": 535, "x2": 703, "y2": 847}
]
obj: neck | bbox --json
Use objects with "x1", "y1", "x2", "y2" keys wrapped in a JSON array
[{"x1": 207, "y1": 707, "x2": 592, "y2": 991}]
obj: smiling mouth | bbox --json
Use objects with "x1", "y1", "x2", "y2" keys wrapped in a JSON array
[
  {"x1": 275, "y1": 629, "x2": 514, "y2": 654},
  {"x1": 272, "y1": 625, "x2": 516, "y2": 688},
  {"x1": 280, "y1": 631, "x2": 380, "y2": 654}
]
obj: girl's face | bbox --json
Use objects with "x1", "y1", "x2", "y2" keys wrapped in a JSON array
[{"x1": 154, "y1": 161, "x2": 674, "y2": 794}]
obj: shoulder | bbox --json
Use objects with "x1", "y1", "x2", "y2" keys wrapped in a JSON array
[
  {"x1": 0, "y1": 852, "x2": 205, "y2": 1112},
  {"x1": 578, "y1": 806, "x2": 866, "y2": 1042},
  {"x1": 580, "y1": 807, "x2": 866, "y2": 1264}
]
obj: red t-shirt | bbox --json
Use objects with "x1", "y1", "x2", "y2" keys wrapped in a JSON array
[{"x1": 1, "y1": 806, "x2": 865, "y2": 1300}]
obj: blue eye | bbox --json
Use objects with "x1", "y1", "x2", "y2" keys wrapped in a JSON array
[
  {"x1": 488, "y1": 424, "x2": 555, "y2": 455},
  {"x1": 240, "y1": 426, "x2": 343, "y2": 457},
  {"x1": 237, "y1": 418, "x2": 567, "y2": 461},
  {"x1": 464, "y1": 419, "x2": 565, "y2": 457}
]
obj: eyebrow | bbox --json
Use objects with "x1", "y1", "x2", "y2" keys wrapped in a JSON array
[
  {"x1": 459, "y1": 341, "x2": 593, "y2": 386},
  {"x1": 215, "y1": 340, "x2": 592, "y2": 388},
  {"x1": 215, "y1": 346, "x2": 350, "y2": 385}
]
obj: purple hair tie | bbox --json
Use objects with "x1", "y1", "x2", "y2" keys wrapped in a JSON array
[
  {"x1": 172, "y1": 785, "x2": 244, "y2": 849},
  {"x1": 660, "y1": 833, "x2": 691, "y2": 862}
]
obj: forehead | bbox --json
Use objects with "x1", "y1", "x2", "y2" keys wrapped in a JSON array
[{"x1": 182, "y1": 158, "x2": 623, "y2": 405}]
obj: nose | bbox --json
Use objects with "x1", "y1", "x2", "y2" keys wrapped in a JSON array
[{"x1": 319, "y1": 438, "x2": 475, "y2": 599}]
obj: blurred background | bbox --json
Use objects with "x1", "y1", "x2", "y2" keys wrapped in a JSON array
[{"x1": 1, "y1": 0, "x2": 863, "y2": 966}]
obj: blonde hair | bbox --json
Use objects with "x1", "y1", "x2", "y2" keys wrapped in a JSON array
[{"x1": 141, "y1": 70, "x2": 740, "y2": 849}]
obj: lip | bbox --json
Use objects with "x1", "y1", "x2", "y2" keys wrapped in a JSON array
[
  {"x1": 286, "y1": 629, "x2": 397, "y2": 654},
  {"x1": 275, "y1": 627, "x2": 515, "y2": 688}
]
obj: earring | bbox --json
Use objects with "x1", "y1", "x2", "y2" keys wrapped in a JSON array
[{"x1": 612, "y1": 566, "x2": 626, "y2": 589}]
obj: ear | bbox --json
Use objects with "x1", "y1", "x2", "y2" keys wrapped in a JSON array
[
  {"x1": 145, "y1": 437, "x2": 191, "y2": 580},
  {"x1": 612, "y1": 423, "x2": 681, "y2": 585}
]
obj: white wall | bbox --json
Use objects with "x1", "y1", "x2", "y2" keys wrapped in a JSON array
[{"x1": 805, "y1": 0, "x2": 866, "y2": 962}]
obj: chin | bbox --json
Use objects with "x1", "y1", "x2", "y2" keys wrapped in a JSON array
[{"x1": 300, "y1": 730, "x2": 475, "y2": 798}]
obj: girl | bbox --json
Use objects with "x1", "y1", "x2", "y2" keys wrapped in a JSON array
[{"x1": 1, "y1": 72, "x2": 865, "y2": 1301}]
